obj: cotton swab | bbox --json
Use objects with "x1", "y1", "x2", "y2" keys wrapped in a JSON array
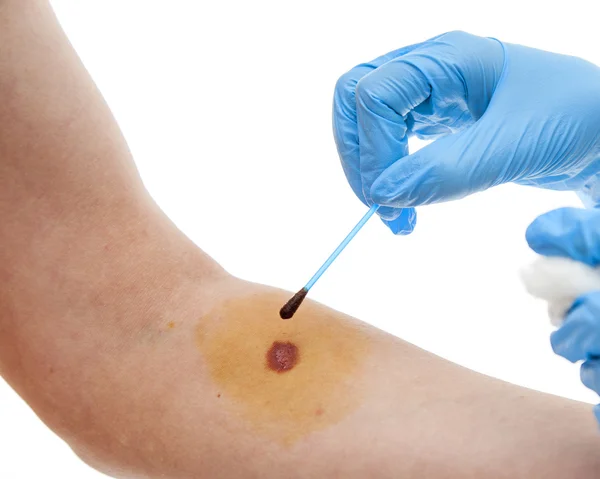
[{"x1": 279, "y1": 204, "x2": 380, "y2": 319}]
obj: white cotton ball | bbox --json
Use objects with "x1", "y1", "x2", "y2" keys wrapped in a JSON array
[
  {"x1": 520, "y1": 257, "x2": 600, "y2": 326},
  {"x1": 521, "y1": 256, "x2": 600, "y2": 301},
  {"x1": 547, "y1": 300, "x2": 576, "y2": 327}
]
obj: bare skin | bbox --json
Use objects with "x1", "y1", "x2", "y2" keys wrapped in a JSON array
[{"x1": 1, "y1": 1, "x2": 600, "y2": 477}]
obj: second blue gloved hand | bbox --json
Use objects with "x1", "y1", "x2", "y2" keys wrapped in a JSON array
[
  {"x1": 334, "y1": 31, "x2": 600, "y2": 234},
  {"x1": 527, "y1": 207, "x2": 600, "y2": 423}
]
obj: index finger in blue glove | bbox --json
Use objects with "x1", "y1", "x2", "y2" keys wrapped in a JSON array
[
  {"x1": 581, "y1": 359, "x2": 600, "y2": 394},
  {"x1": 333, "y1": 38, "x2": 443, "y2": 232},
  {"x1": 550, "y1": 291, "x2": 600, "y2": 362},
  {"x1": 333, "y1": 38, "x2": 436, "y2": 205},
  {"x1": 526, "y1": 207, "x2": 600, "y2": 266},
  {"x1": 354, "y1": 58, "x2": 430, "y2": 205},
  {"x1": 381, "y1": 207, "x2": 417, "y2": 235}
]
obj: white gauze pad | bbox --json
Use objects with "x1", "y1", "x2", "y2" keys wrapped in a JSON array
[{"x1": 521, "y1": 257, "x2": 600, "y2": 326}]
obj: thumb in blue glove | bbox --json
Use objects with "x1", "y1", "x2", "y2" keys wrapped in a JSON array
[{"x1": 334, "y1": 31, "x2": 600, "y2": 234}]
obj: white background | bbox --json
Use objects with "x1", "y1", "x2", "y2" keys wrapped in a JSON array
[{"x1": 2, "y1": 0, "x2": 600, "y2": 477}]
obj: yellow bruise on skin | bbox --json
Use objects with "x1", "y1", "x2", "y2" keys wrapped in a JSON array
[{"x1": 195, "y1": 290, "x2": 373, "y2": 445}]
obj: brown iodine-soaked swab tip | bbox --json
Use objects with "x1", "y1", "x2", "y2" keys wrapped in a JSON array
[{"x1": 279, "y1": 288, "x2": 308, "y2": 320}]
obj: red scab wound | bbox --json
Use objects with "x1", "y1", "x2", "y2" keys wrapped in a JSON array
[{"x1": 266, "y1": 341, "x2": 299, "y2": 373}]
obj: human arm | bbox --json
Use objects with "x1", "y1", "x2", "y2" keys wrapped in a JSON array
[
  {"x1": 2, "y1": 2, "x2": 600, "y2": 477},
  {"x1": 333, "y1": 31, "x2": 600, "y2": 234}
]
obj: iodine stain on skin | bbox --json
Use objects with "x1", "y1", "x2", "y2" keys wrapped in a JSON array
[{"x1": 196, "y1": 290, "x2": 372, "y2": 445}]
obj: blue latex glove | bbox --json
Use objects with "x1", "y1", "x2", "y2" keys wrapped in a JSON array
[
  {"x1": 527, "y1": 207, "x2": 600, "y2": 423},
  {"x1": 333, "y1": 31, "x2": 600, "y2": 234}
]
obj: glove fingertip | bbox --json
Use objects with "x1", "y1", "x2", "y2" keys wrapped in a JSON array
[
  {"x1": 581, "y1": 360, "x2": 600, "y2": 393},
  {"x1": 524, "y1": 219, "x2": 543, "y2": 253},
  {"x1": 524, "y1": 210, "x2": 563, "y2": 252},
  {"x1": 381, "y1": 208, "x2": 416, "y2": 235},
  {"x1": 526, "y1": 207, "x2": 600, "y2": 266},
  {"x1": 550, "y1": 329, "x2": 579, "y2": 363}
]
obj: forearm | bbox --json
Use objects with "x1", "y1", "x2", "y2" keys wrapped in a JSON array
[{"x1": 0, "y1": 0, "x2": 222, "y2": 425}]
